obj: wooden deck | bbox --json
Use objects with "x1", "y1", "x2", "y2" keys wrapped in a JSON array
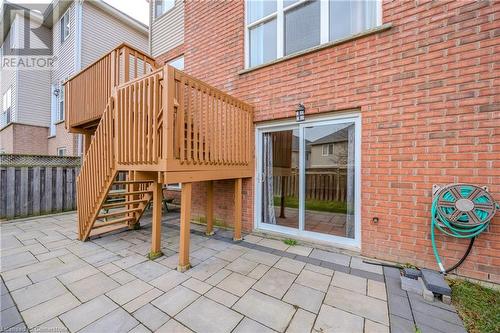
[{"x1": 65, "y1": 44, "x2": 254, "y2": 271}]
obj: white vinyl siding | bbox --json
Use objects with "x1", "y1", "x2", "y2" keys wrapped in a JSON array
[
  {"x1": 150, "y1": 0, "x2": 184, "y2": 57},
  {"x1": 1, "y1": 17, "x2": 19, "y2": 128},
  {"x1": 81, "y1": 1, "x2": 148, "y2": 69},
  {"x1": 52, "y1": 2, "x2": 77, "y2": 85},
  {"x1": 246, "y1": 0, "x2": 381, "y2": 68}
]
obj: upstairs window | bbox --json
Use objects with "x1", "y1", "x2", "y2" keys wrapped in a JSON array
[
  {"x1": 322, "y1": 143, "x2": 334, "y2": 156},
  {"x1": 246, "y1": 0, "x2": 381, "y2": 68},
  {"x1": 155, "y1": 0, "x2": 175, "y2": 19},
  {"x1": 2, "y1": 87, "x2": 12, "y2": 126},
  {"x1": 58, "y1": 83, "x2": 65, "y2": 122},
  {"x1": 60, "y1": 9, "x2": 70, "y2": 43}
]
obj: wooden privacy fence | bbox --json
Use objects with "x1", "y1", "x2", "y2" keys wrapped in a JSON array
[
  {"x1": 273, "y1": 168, "x2": 348, "y2": 202},
  {"x1": 0, "y1": 155, "x2": 81, "y2": 219}
]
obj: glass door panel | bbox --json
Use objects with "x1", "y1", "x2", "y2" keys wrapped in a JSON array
[
  {"x1": 261, "y1": 129, "x2": 299, "y2": 229},
  {"x1": 303, "y1": 122, "x2": 356, "y2": 238}
]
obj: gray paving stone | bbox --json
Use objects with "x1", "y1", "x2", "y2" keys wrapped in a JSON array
[
  {"x1": 350, "y1": 268, "x2": 385, "y2": 283},
  {"x1": 247, "y1": 264, "x2": 270, "y2": 280},
  {"x1": 0, "y1": 305, "x2": 23, "y2": 329},
  {"x1": 314, "y1": 304, "x2": 364, "y2": 333},
  {"x1": 214, "y1": 247, "x2": 246, "y2": 262},
  {"x1": 21, "y1": 293, "x2": 81, "y2": 328},
  {"x1": 295, "y1": 269, "x2": 331, "y2": 292},
  {"x1": 150, "y1": 269, "x2": 189, "y2": 292},
  {"x1": 225, "y1": 257, "x2": 259, "y2": 275},
  {"x1": 217, "y1": 272, "x2": 256, "y2": 297},
  {"x1": 99, "y1": 262, "x2": 122, "y2": 275},
  {"x1": 152, "y1": 285, "x2": 199, "y2": 316},
  {"x1": 1, "y1": 251, "x2": 38, "y2": 271},
  {"x1": 60, "y1": 295, "x2": 118, "y2": 332},
  {"x1": 133, "y1": 303, "x2": 169, "y2": 331},
  {"x1": 128, "y1": 323, "x2": 151, "y2": 333},
  {"x1": 385, "y1": 276, "x2": 407, "y2": 297},
  {"x1": 126, "y1": 261, "x2": 170, "y2": 282},
  {"x1": 242, "y1": 250, "x2": 280, "y2": 266},
  {"x1": 305, "y1": 263, "x2": 334, "y2": 276},
  {"x1": 349, "y1": 257, "x2": 383, "y2": 275},
  {"x1": 274, "y1": 257, "x2": 305, "y2": 274},
  {"x1": 233, "y1": 317, "x2": 275, "y2": 333},
  {"x1": 325, "y1": 286, "x2": 389, "y2": 325},
  {"x1": 331, "y1": 271, "x2": 367, "y2": 294},
  {"x1": 0, "y1": 293, "x2": 14, "y2": 311},
  {"x1": 113, "y1": 254, "x2": 148, "y2": 269},
  {"x1": 283, "y1": 283, "x2": 324, "y2": 314},
  {"x1": 1, "y1": 258, "x2": 61, "y2": 281},
  {"x1": 205, "y1": 287, "x2": 239, "y2": 307},
  {"x1": 285, "y1": 245, "x2": 313, "y2": 257},
  {"x1": 106, "y1": 279, "x2": 153, "y2": 305},
  {"x1": 409, "y1": 296, "x2": 463, "y2": 326},
  {"x1": 368, "y1": 279, "x2": 387, "y2": 301},
  {"x1": 35, "y1": 317, "x2": 68, "y2": 333},
  {"x1": 79, "y1": 308, "x2": 139, "y2": 333},
  {"x1": 413, "y1": 310, "x2": 467, "y2": 333},
  {"x1": 110, "y1": 269, "x2": 136, "y2": 285},
  {"x1": 191, "y1": 247, "x2": 218, "y2": 260},
  {"x1": 57, "y1": 265, "x2": 100, "y2": 285},
  {"x1": 176, "y1": 296, "x2": 243, "y2": 333},
  {"x1": 390, "y1": 314, "x2": 416, "y2": 333},
  {"x1": 185, "y1": 257, "x2": 229, "y2": 281},
  {"x1": 233, "y1": 289, "x2": 295, "y2": 332},
  {"x1": 258, "y1": 238, "x2": 289, "y2": 251},
  {"x1": 365, "y1": 319, "x2": 390, "y2": 333},
  {"x1": 182, "y1": 278, "x2": 211, "y2": 294},
  {"x1": 253, "y1": 267, "x2": 297, "y2": 299},
  {"x1": 387, "y1": 293, "x2": 413, "y2": 321},
  {"x1": 285, "y1": 308, "x2": 315, "y2": 333},
  {"x1": 11, "y1": 278, "x2": 67, "y2": 311},
  {"x1": 82, "y1": 250, "x2": 121, "y2": 267},
  {"x1": 156, "y1": 319, "x2": 193, "y2": 333},
  {"x1": 205, "y1": 268, "x2": 232, "y2": 286},
  {"x1": 123, "y1": 288, "x2": 164, "y2": 313},
  {"x1": 309, "y1": 249, "x2": 351, "y2": 266},
  {"x1": 3, "y1": 275, "x2": 32, "y2": 292}
]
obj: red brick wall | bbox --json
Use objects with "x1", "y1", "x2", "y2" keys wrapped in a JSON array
[
  {"x1": 0, "y1": 123, "x2": 49, "y2": 154},
  {"x1": 158, "y1": 0, "x2": 499, "y2": 282}
]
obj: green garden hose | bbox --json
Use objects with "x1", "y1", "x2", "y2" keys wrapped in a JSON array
[{"x1": 431, "y1": 184, "x2": 498, "y2": 274}]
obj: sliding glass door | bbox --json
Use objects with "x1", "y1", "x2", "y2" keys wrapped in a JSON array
[{"x1": 256, "y1": 115, "x2": 360, "y2": 247}]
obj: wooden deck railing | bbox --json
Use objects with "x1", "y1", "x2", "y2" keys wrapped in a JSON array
[
  {"x1": 65, "y1": 43, "x2": 157, "y2": 130},
  {"x1": 77, "y1": 98, "x2": 117, "y2": 237},
  {"x1": 116, "y1": 69, "x2": 164, "y2": 167},
  {"x1": 165, "y1": 67, "x2": 254, "y2": 173}
]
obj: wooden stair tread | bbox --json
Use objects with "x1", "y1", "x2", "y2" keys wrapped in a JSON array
[
  {"x1": 101, "y1": 199, "x2": 149, "y2": 209},
  {"x1": 97, "y1": 208, "x2": 142, "y2": 219},
  {"x1": 92, "y1": 216, "x2": 135, "y2": 229},
  {"x1": 107, "y1": 190, "x2": 152, "y2": 197}
]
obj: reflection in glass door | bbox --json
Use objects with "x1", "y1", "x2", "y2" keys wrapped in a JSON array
[
  {"x1": 257, "y1": 116, "x2": 359, "y2": 246},
  {"x1": 303, "y1": 123, "x2": 356, "y2": 238}
]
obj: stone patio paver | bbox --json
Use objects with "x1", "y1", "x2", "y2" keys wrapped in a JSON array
[
  {"x1": 247, "y1": 264, "x2": 270, "y2": 280},
  {"x1": 233, "y1": 317, "x2": 275, "y2": 333},
  {"x1": 151, "y1": 285, "x2": 199, "y2": 316},
  {"x1": 133, "y1": 303, "x2": 170, "y2": 331},
  {"x1": 110, "y1": 269, "x2": 137, "y2": 285},
  {"x1": 225, "y1": 257, "x2": 259, "y2": 275},
  {"x1": 368, "y1": 279, "x2": 387, "y2": 301},
  {"x1": 156, "y1": 319, "x2": 193, "y2": 333},
  {"x1": 350, "y1": 257, "x2": 383, "y2": 275},
  {"x1": 233, "y1": 289, "x2": 295, "y2": 332},
  {"x1": 295, "y1": 268, "x2": 331, "y2": 292},
  {"x1": 106, "y1": 279, "x2": 153, "y2": 305},
  {"x1": 79, "y1": 307, "x2": 139, "y2": 333},
  {"x1": 176, "y1": 296, "x2": 243, "y2": 333},
  {"x1": 331, "y1": 271, "x2": 367, "y2": 294},
  {"x1": 217, "y1": 272, "x2": 256, "y2": 297},
  {"x1": 365, "y1": 319, "x2": 390, "y2": 333},
  {"x1": 204, "y1": 287, "x2": 239, "y2": 307},
  {"x1": 285, "y1": 309, "x2": 316, "y2": 333},
  {"x1": 150, "y1": 269, "x2": 189, "y2": 292},
  {"x1": 274, "y1": 257, "x2": 305, "y2": 274},
  {"x1": 21, "y1": 292, "x2": 80, "y2": 328},
  {"x1": 126, "y1": 260, "x2": 170, "y2": 282},
  {"x1": 66, "y1": 272, "x2": 119, "y2": 302},
  {"x1": 59, "y1": 295, "x2": 118, "y2": 332},
  {"x1": 314, "y1": 304, "x2": 364, "y2": 333},
  {"x1": 123, "y1": 288, "x2": 163, "y2": 313},
  {"x1": 258, "y1": 238, "x2": 289, "y2": 251},
  {"x1": 309, "y1": 248, "x2": 351, "y2": 266},
  {"x1": 11, "y1": 278, "x2": 67, "y2": 311},
  {"x1": 252, "y1": 268, "x2": 296, "y2": 299},
  {"x1": 282, "y1": 283, "x2": 324, "y2": 314},
  {"x1": 0, "y1": 305, "x2": 24, "y2": 329},
  {"x1": 182, "y1": 278, "x2": 212, "y2": 294},
  {"x1": 285, "y1": 245, "x2": 313, "y2": 256},
  {"x1": 325, "y1": 286, "x2": 389, "y2": 325}
]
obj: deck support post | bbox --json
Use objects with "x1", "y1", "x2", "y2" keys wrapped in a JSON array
[
  {"x1": 206, "y1": 181, "x2": 214, "y2": 236},
  {"x1": 233, "y1": 178, "x2": 243, "y2": 241},
  {"x1": 178, "y1": 182, "x2": 192, "y2": 272},
  {"x1": 149, "y1": 180, "x2": 163, "y2": 259}
]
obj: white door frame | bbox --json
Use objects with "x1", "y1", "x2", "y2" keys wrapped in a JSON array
[{"x1": 254, "y1": 113, "x2": 362, "y2": 250}]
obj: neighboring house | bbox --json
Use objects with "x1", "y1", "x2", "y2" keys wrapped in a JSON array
[
  {"x1": 0, "y1": 0, "x2": 148, "y2": 155},
  {"x1": 149, "y1": 0, "x2": 499, "y2": 282},
  {"x1": 309, "y1": 129, "x2": 348, "y2": 168}
]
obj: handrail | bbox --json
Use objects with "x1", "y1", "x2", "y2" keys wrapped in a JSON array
[
  {"x1": 77, "y1": 97, "x2": 116, "y2": 238},
  {"x1": 65, "y1": 43, "x2": 158, "y2": 130}
]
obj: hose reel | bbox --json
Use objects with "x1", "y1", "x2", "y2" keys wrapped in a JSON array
[{"x1": 431, "y1": 184, "x2": 498, "y2": 274}]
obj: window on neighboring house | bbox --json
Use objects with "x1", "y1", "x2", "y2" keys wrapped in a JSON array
[
  {"x1": 57, "y1": 147, "x2": 67, "y2": 156},
  {"x1": 322, "y1": 143, "x2": 334, "y2": 156},
  {"x1": 167, "y1": 56, "x2": 184, "y2": 70},
  {"x1": 155, "y1": 0, "x2": 175, "y2": 18},
  {"x1": 246, "y1": 0, "x2": 380, "y2": 67},
  {"x1": 60, "y1": 9, "x2": 70, "y2": 43},
  {"x1": 2, "y1": 87, "x2": 12, "y2": 126},
  {"x1": 58, "y1": 83, "x2": 65, "y2": 122}
]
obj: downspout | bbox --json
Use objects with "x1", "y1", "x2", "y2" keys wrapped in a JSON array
[{"x1": 75, "y1": 0, "x2": 83, "y2": 156}]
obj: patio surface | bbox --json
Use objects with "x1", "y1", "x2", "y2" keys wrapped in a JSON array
[{"x1": 1, "y1": 212, "x2": 466, "y2": 333}]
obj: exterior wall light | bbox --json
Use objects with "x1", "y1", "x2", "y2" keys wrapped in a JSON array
[{"x1": 296, "y1": 103, "x2": 305, "y2": 122}]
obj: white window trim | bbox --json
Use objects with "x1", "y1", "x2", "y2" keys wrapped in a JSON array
[
  {"x1": 244, "y1": 0, "x2": 382, "y2": 69},
  {"x1": 57, "y1": 82, "x2": 65, "y2": 122},
  {"x1": 154, "y1": 0, "x2": 176, "y2": 20},
  {"x1": 60, "y1": 8, "x2": 71, "y2": 44},
  {"x1": 57, "y1": 147, "x2": 67, "y2": 156}
]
